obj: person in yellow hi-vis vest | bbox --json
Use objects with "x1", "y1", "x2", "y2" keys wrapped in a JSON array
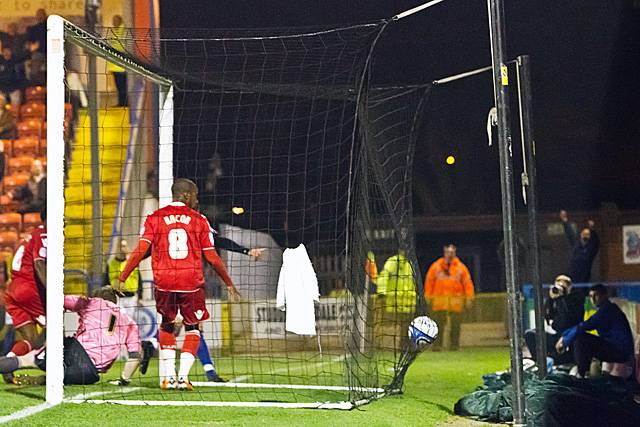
[
  {"x1": 107, "y1": 239, "x2": 139, "y2": 320},
  {"x1": 108, "y1": 15, "x2": 128, "y2": 106},
  {"x1": 376, "y1": 250, "x2": 416, "y2": 314}
]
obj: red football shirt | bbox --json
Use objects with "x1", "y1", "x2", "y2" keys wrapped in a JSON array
[
  {"x1": 10, "y1": 225, "x2": 47, "y2": 289},
  {"x1": 140, "y1": 202, "x2": 215, "y2": 292}
]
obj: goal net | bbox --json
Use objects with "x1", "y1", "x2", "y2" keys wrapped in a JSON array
[{"x1": 47, "y1": 15, "x2": 427, "y2": 409}]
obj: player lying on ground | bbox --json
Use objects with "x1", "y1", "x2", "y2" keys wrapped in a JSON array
[
  {"x1": 119, "y1": 178, "x2": 240, "y2": 391},
  {"x1": 0, "y1": 287, "x2": 149, "y2": 385},
  {"x1": 2, "y1": 204, "x2": 47, "y2": 383}
]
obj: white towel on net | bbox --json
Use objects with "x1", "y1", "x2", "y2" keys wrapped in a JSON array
[{"x1": 276, "y1": 243, "x2": 319, "y2": 336}]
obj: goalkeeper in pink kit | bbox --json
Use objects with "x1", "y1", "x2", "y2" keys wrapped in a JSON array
[{"x1": 0, "y1": 287, "x2": 145, "y2": 385}]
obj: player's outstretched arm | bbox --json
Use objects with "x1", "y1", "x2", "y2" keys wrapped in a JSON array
[
  {"x1": 203, "y1": 248, "x2": 241, "y2": 302},
  {"x1": 215, "y1": 236, "x2": 266, "y2": 260},
  {"x1": 118, "y1": 240, "x2": 151, "y2": 287}
]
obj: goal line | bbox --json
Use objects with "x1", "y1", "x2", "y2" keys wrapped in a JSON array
[{"x1": 65, "y1": 398, "x2": 382, "y2": 410}]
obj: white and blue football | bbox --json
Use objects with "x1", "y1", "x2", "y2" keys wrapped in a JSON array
[{"x1": 408, "y1": 316, "x2": 439, "y2": 349}]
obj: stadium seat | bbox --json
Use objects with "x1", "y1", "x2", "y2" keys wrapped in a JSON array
[
  {"x1": 0, "y1": 213, "x2": 22, "y2": 232},
  {"x1": 22, "y1": 212, "x2": 41, "y2": 232},
  {"x1": 3, "y1": 174, "x2": 29, "y2": 193},
  {"x1": 25, "y1": 86, "x2": 46, "y2": 102},
  {"x1": 8, "y1": 156, "x2": 34, "y2": 175},
  {"x1": 20, "y1": 102, "x2": 46, "y2": 119},
  {"x1": 12, "y1": 138, "x2": 39, "y2": 157},
  {"x1": 0, "y1": 230, "x2": 18, "y2": 249},
  {"x1": 17, "y1": 119, "x2": 44, "y2": 138},
  {"x1": 38, "y1": 139, "x2": 47, "y2": 156}
]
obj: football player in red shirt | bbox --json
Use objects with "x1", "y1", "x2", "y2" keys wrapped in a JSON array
[
  {"x1": 3, "y1": 204, "x2": 47, "y2": 379},
  {"x1": 119, "y1": 178, "x2": 240, "y2": 390}
]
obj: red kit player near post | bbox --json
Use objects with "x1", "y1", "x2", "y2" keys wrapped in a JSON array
[
  {"x1": 119, "y1": 178, "x2": 240, "y2": 390},
  {"x1": 2, "y1": 204, "x2": 47, "y2": 383}
]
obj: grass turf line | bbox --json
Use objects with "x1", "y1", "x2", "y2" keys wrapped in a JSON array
[{"x1": 0, "y1": 347, "x2": 508, "y2": 426}]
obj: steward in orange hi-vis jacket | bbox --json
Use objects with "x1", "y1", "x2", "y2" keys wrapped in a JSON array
[{"x1": 424, "y1": 244, "x2": 474, "y2": 350}]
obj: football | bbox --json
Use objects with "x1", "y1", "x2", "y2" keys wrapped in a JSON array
[{"x1": 408, "y1": 316, "x2": 439, "y2": 349}]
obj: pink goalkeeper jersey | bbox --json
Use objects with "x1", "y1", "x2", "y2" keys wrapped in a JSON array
[{"x1": 64, "y1": 296, "x2": 141, "y2": 372}]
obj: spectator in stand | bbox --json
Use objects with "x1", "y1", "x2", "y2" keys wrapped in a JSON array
[
  {"x1": 524, "y1": 274, "x2": 583, "y2": 364},
  {"x1": 26, "y1": 9, "x2": 47, "y2": 54},
  {"x1": 0, "y1": 47, "x2": 24, "y2": 105},
  {"x1": 424, "y1": 244, "x2": 475, "y2": 351},
  {"x1": 0, "y1": 23, "x2": 27, "y2": 59},
  {"x1": 559, "y1": 210, "x2": 600, "y2": 284},
  {"x1": 108, "y1": 15, "x2": 127, "y2": 106},
  {"x1": 0, "y1": 142, "x2": 7, "y2": 186},
  {"x1": 556, "y1": 284, "x2": 634, "y2": 378},
  {"x1": 11, "y1": 160, "x2": 46, "y2": 213},
  {"x1": 0, "y1": 97, "x2": 16, "y2": 139},
  {"x1": 24, "y1": 40, "x2": 45, "y2": 85}
]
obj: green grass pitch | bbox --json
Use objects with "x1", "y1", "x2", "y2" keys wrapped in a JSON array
[{"x1": 0, "y1": 347, "x2": 508, "y2": 426}]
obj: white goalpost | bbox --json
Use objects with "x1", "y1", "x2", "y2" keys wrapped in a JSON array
[
  {"x1": 46, "y1": 15, "x2": 175, "y2": 406},
  {"x1": 46, "y1": 14, "x2": 66, "y2": 406}
]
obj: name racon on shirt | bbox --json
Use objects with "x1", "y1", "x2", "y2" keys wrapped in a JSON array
[{"x1": 164, "y1": 214, "x2": 192, "y2": 226}]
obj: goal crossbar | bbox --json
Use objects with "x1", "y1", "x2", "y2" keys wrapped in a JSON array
[{"x1": 62, "y1": 18, "x2": 172, "y2": 87}]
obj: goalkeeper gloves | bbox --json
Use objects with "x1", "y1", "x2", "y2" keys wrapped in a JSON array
[
  {"x1": 140, "y1": 340, "x2": 155, "y2": 375},
  {"x1": 108, "y1": 377, "x2": 131, "y2": 386}
]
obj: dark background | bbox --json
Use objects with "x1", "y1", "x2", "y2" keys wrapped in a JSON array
[
  {"x1": 159, "y1": 0, "x2": 640, "y2": 290},
  {"x1": 160, "y1": 0, "x2": 640, "y2": 214}
]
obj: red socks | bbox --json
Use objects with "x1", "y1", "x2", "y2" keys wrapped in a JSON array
[
  {"x1": 182, "y1": 330, "x2": 200, "y2": 356},
  {"x1": 10, "y1": 340, "x2": 31, "y2": 356},
  {"x1": 159, "y1": 329, "x2": 177, "y2": 351}
]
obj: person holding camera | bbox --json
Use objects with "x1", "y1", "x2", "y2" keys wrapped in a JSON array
[{"x1": 524, "y1": 275, "x2": 584, "y2": 364}]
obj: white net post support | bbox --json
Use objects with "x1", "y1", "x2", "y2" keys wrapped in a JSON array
[
  {"x1": 46, "y1": 14, "x2": 66, "y2": 406},
  {"x1": 158, "y1": 86, "x2": 174, "y2": 208}
]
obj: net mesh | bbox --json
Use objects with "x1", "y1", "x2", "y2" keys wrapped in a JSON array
[{"x1": 55, "y1": 21, "x2": 428, "y2": 406}]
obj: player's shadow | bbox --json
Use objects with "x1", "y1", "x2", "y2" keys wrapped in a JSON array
[
  {"x1": 6, "y1": 388, "x2": 44, "y2": 400},
  {"x1": 411, "y1": 397, "x2": 455, "y2": 415}
]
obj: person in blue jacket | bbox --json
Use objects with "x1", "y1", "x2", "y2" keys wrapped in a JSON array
[{"x1": 556, "y1": 284, "x2": 634, "y2": 378}]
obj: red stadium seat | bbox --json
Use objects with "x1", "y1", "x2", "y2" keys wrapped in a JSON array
[
  {"x1": 20, "y1": 102, "x2": 45, "y2": 120},
  {"x1": 0, "y1": 213, "x2": 22, "y2": 232},
  {"x1": 12, "y1": 138, "x2": 39, "y2": 157},
  {"x1": 3, "y1": 174, "x2": 29, "y2": 193},
  {"x1": 25, "y1": 86, "x2": 46, "y2": 102},
  {"x1": 8, "y1": 157, "x2": 34, "y2": 175},
  {"x1": 0, "y1": 231, "x2": 18, "y2": 249},
  {"x1": 17, "y1": 120, "x2": 44, "y2": 138},
  {"x1": 22, "y1": 212, "x2": 41, "y2": 233}
]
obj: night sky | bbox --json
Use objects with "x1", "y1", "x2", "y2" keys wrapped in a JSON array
[{"x1": 159, "y1": 0, "x2": 640, "y2": 215}]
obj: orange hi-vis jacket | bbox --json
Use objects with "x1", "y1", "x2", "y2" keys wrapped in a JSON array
[{"x1": 424, "y1": 257, "x2": 475, "y2": 313}]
